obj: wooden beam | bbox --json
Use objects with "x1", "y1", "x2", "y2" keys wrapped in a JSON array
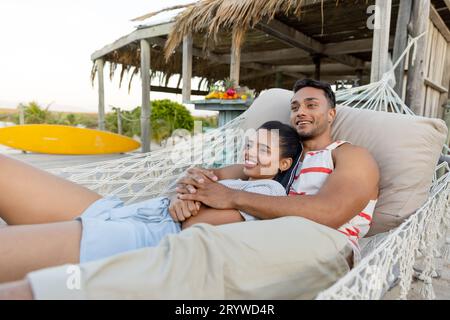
[
  {"x1": 244, "y1": 62, "x2": 309, "y2": 78},
  {"x1": 272, "y1": 63, "x2": 370, "y2": 73},
  {"x1": 220, "y1": 38, "x2": 386, "y2": 64},
  {"x1": 371, "y1": 0, "x2": 393, "y2": 83},
  {"x1": 283, "y1": 72, "x2": 307, "y2": 80},
  {"x1": 424, "y1": 78, "x2": 449, "y2": 93},
  {"x1": 160, "y1": 35, "x2": 378, "y2": 65},
  {"x1": 430, "y1": 4, "x2": 450, "y2": 42},
  {"x1": 140, "y1": 39, "x2": 151, "y2": 153},
  {"x1": 319, "y1": 75, "x2": 365, "y2": 82},
  {"x1": 445, "y1": 0, "x2": 450, "y2": 11},
  {"x1": 150, "y1": 85, "x2": 207, "y2": 96},
  {"x1": 240, "y1": 70, "x2": 278, "y2": 81},
  {"x1": 182, "y1": 35, "x2": 193, "y2": 103},
  {"x1": 91, "y1": 23, "x2": 174, "y2": 61},
  {"x1": 393, "y1": 0, "x2": 412, "y2": 97},
  {"x1": 256, "y1": 19, "x2": 323, "y2": 54},
  {"x1": 324, "y1": 37, "x2": 394, "y2": 55},
  {"x1": 96, "y1": 59, "x2": 105, "y2": 130},
  {"x1": 406, "y1": 0, "x2": 430, "y2": 115},
  {"x1": 256, "y1": 19, "x2": 365, "y2": 68},
  {"x1": 221, "y1": 48, "x2": 308, "y2": 63},
  {"x1": 307, "y1": 70, "x2": 370, "y2": 77}
]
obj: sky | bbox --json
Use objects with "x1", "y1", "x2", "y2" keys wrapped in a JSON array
[{"x1": 0, "y1": 0, "x2": 214, "y2": 116}]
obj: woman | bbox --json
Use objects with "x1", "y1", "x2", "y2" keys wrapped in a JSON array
[{"x1": 0, "y1": 121, "x2": 301, "y2": 282}]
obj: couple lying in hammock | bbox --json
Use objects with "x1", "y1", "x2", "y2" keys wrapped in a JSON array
[{"x1": 0, "y1": 79, "x2": 380, "y2": 299}]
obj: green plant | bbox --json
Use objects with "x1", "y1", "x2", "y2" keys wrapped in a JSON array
[
  {"x1": 18, "y1": 101, "x2": 53, "y2": 124},
  {"x1": 105, "y1": 100, "x2": 194, "y2": 144},
  {"x1": 222, "y1": 77, "x2": 236, "y2": 90}
]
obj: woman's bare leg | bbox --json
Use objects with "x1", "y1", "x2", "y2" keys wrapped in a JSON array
[
  {"x1": 0, "y1": 221, "x2": 81, "y2": 283},
  {"x1": 0, "y1": 154, "x2": 101, "y2": 225}
]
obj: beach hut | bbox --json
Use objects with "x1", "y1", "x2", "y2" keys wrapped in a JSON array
[{"x1": 91, "y1": 0, "x2": 450, "y2": 152}]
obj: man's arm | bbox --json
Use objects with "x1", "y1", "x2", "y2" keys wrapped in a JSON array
[
  {"x1": 234, "y1": 145, "x2": 379, "y2": 228},
  {"x1": 176, "y1": 165, "x2": 247, "y2": 194},
  {"x1": 180, "y1": 145, "x2": 380, "y2": 229},
  {"x1": 181, "y1": 207, "x2": 244, "y2": 229}
]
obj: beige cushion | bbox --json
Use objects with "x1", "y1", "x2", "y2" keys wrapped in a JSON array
[{"x1": 241, "y1": 88, "x2": 448, "y2": 235}]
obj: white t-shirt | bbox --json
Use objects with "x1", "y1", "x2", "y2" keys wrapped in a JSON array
[{"x1": 218, "y1": 179, "x2": 287, "y2": 221}]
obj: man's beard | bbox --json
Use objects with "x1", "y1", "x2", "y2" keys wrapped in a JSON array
[{"x1": 297, "y1": 123, "x2": 327, "y2": 141}]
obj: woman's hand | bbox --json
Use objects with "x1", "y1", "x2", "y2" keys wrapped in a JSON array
[{"x1": 168, "y1": 195, "x2": 201, "y2": 222}]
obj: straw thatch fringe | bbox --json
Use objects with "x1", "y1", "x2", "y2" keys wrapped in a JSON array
[
  {"x1": 90, "y1": 41, "x2": 188, "y2": 93},
  {"x1": 164, "y1": 0, "x2": 312, "y2": 61},
  {"x1": 131, "y1": 3, "x2": 197, "y2": 22}
]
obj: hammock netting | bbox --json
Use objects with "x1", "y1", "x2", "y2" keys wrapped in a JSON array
[{"x1": 48, "y1": 35, "x2": 450, "y2": 300}]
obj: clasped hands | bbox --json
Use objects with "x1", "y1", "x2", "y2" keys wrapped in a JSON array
[{"x1": 168, "y1": 167, "x2": 236, "y2": 222}]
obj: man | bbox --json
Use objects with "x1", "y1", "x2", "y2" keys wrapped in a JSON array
[{"x1": 0, "y1": 79, "x2": 379, "y2": 300}]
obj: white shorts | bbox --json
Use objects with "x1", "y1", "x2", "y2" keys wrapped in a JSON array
[{"x1": 77, "y1": 196, "x2": 181, "y2": 263}]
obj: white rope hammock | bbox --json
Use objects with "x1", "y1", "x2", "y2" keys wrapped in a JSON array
[{"x1": 49, "y1": 33, "x2": 450, "y2": 300}]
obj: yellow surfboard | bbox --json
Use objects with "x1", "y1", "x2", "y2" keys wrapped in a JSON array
[{"x1": 0, "y1": 124, "x2": 141, "y2": 155}]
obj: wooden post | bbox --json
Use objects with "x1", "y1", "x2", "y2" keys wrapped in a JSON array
[
  {"x1": 370, "y1": 0, "x2": 392, "y2": 83},
  {"x1": 117, "y1": 108, "x2": 122, "y2": 136},
  {"x1": 140, "y1": 39, "x2": 151, "y2": 153},
  {"x1": 440, "y1": 42, "x2": 450, "y2": 120},
  {"x1": 356, "y1": 69, "x2": 363, "y2": 86},
  {"x1": 97, "y1": 59, "x2": 105, "y2": 130},
  {"x1": 312, "y1": 55, "x2": 321, "y2": 80},
  {"x1": 275, "y1": 72, "x2": 283, "y2": 88},
  {"x1": 230, "y1": 30, "x2": 243, "y2": 86},
  {"x1": 19, "y1": 104, "x2": 25, "y2": 125},
  {"x1": 405, "y1": 0, "x2": 430, "y2": 115},
  {"x1": 393, "y1": 0, "x2": 412, "y2": 97},
  {"x1": 182, "y1": 35, "x2": 193, "y2": 103}
]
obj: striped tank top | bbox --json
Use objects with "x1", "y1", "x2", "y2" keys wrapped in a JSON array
[{"x1": 288, "y1": 141, "x2": 377, "y2": 257}]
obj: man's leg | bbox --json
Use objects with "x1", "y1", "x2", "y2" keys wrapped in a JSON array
[
  {"x1": 23, "y1": 217, "x2": 351, "y2": 299},
  {"x1": 0, "y1": 154, "x2": 101, "y2": 225}
]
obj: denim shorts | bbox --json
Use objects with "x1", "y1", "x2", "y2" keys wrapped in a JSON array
[{"x1": 76, "y1": 195, "x2": 181, "y2": 263}]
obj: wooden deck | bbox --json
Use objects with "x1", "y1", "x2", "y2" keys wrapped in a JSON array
[{"x1": 0, "y1": 146, "x2": 132, "y2": 170}]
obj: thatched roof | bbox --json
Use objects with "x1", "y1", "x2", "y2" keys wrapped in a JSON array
[
  {"x1": 164, "y1": 0, "x2": 321, "y2": 60},
  {"x1": 94, "y1": 0, "x2": 402, "y2": 93}
]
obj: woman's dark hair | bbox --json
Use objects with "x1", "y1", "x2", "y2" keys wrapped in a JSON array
[
  {"x1": 293, "y1": 78, "x2": 336, "y2": 108},
  {"x1": 257, "y1": 121, "x2": 302, "y2": 191}
]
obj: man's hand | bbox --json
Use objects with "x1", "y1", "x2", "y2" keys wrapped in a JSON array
[
  {"x1": 176, "y1": 167, "x2": 218, "y2": 195},
  {"x1": 178, "y1": 178, "x2": 237, "y2": 210},
  {"x1": 168, "y1": 195, "x2": 201, "y2": 222}
]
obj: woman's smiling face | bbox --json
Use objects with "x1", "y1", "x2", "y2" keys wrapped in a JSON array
[{"x1": 243, "y1": 129, "x2": 282, "y2": 179}]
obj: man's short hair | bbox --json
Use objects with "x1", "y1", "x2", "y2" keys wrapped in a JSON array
[{"x1": 293, "y1": 79, "x2": 336, "y2": 109}]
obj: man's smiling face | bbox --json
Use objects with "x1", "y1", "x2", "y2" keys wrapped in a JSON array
[{"x1": 289, "y1": 86, "x2": 336, "y2": 141}]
